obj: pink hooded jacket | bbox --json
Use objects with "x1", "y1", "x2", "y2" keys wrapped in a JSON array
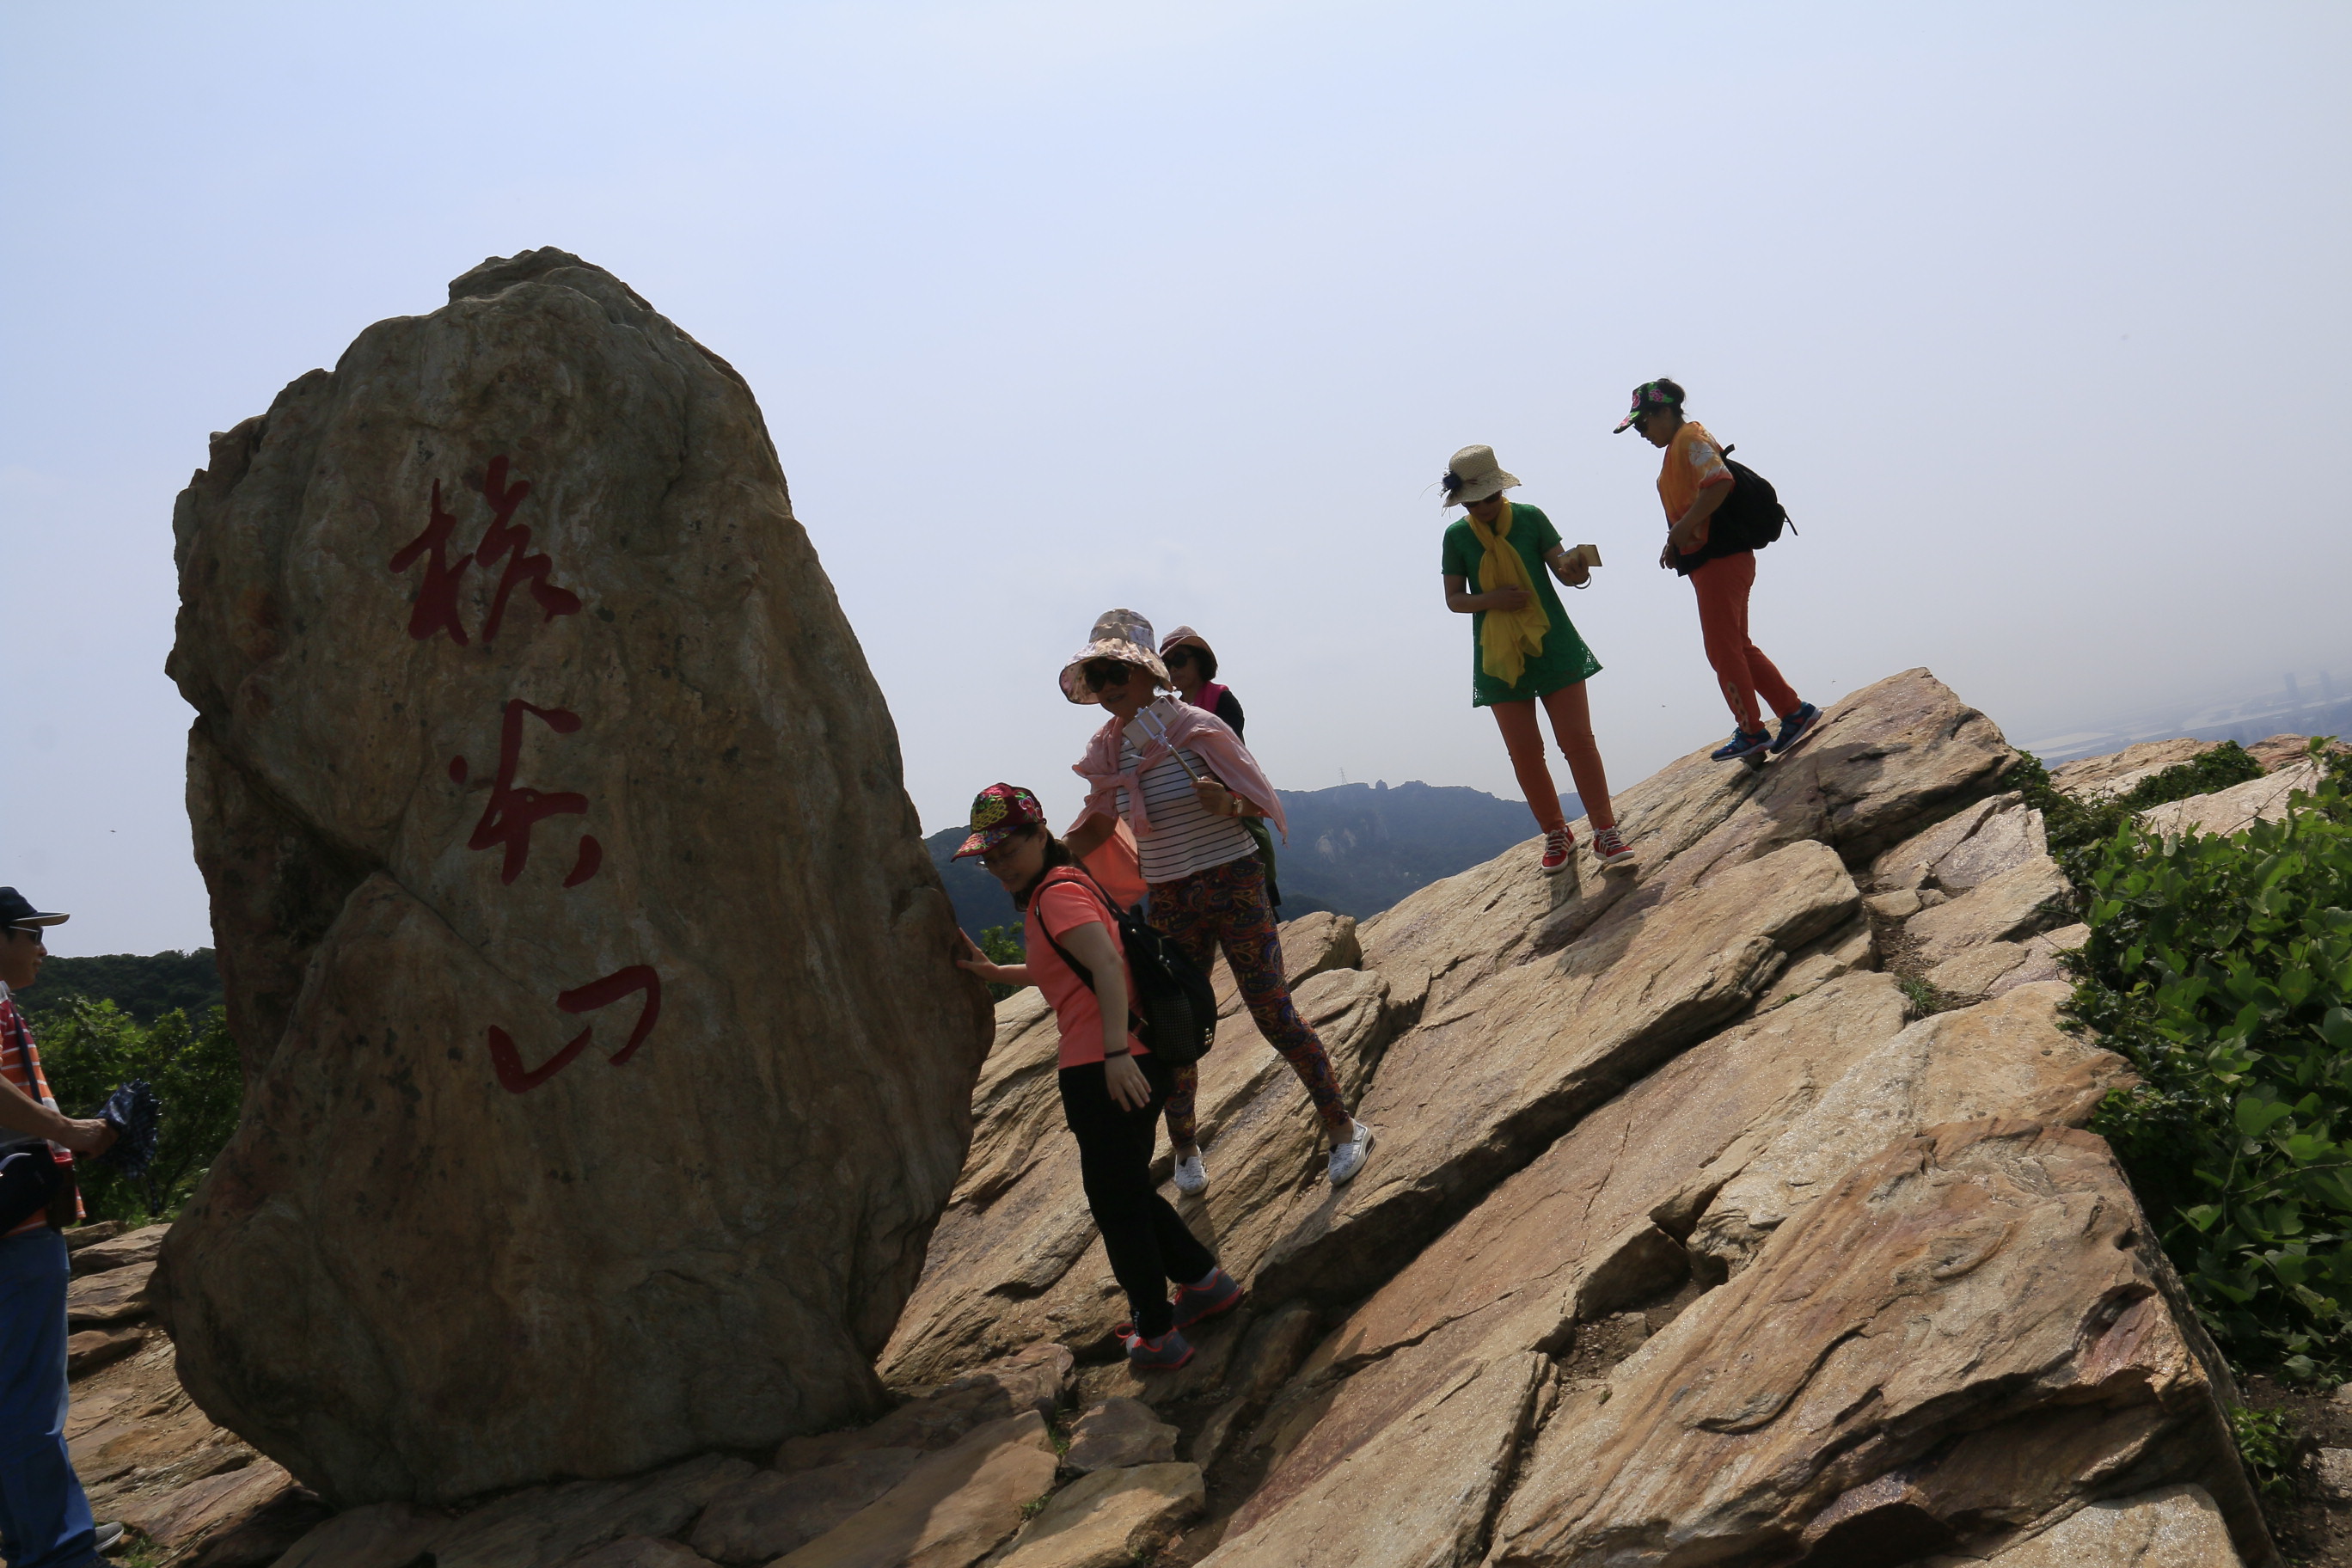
[{"x1": 1071, "y1": 697, "x2": 1288, "y2": 844}]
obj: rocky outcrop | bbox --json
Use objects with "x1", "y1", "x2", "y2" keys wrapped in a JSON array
[
  {"x1": 2140, "y1": 761, "x2": 2324, "y2": 840},
  {"x1": 1488, "y1": 1122, "x2": 2252, "y2": 1567},
  {"x1": 110, "y1": 669, "x2": 2289, "y2": 1566},
  {"x1": 157, "y1": 248, "x2": 992, "y2": 1506}
]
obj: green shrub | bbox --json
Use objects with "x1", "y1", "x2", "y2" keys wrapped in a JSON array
[
  {"x1": 2009, "y1": 740, "x2": 2267, "y2": 879},
  {"x1": 34, "y1": 1001, "x2": 244, "y2": 1224},
  {"x1": 2070, "y1": 744, "x2": 2352, "y2": 1378},
  {"x1": 2227, "y1": 1405, "x2": 2301, "y2": 1499},
  {"x1": 977, "y1": 924, "x2": 1027, "y2": 1002}
]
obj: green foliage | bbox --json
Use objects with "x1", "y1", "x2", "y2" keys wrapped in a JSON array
[
  {"x1": 978, "y1": 924, "x2": 1028, "y2": 1003},
  {"x1": 21, "y1": 949, "x2": 222, "y2": 1026},
  {"x1": 2008, "y1": 741, "x2": 2267, "y2": 877},
  {"x1": 2227, "y1": 1405, "x2": 2301, "y2": 1500},
  {"x1": 34, "y1": 1001, "x2": 243, "y2": 1223},
  {"x1": 2074, "y1": 742, "x2": 2352, "y2": 1378},
  {"x1": 1896, "y1": 976, "x2": 1956, "y2": 1020}
]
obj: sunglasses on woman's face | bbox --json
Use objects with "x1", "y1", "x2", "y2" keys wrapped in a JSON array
[
  {"x1": 977, "y1": 833, "x2": 1032, "y2": 867},
  {"x1": 1082, "y1": 660, "x2": 1135, "y2": 689},
  {"x1": 1164, "y1": 648, "x2": 1198, "y2": 667}
]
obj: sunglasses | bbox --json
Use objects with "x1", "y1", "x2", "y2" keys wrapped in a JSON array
[
  {"x1": 977, "y1": 829, "x2": 1036, "y2": 866},
  {"x1": 1081, "y1": 659, "x2": 1136, "y2": 689},
  {"x1": 1163, "y1": 647, "x2": 1199, "y2": 667}
]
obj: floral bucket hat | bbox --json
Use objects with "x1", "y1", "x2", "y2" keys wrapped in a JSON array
[
  {"x1": 1057, "y1": 608, "x2": 1171, "y2": 705},
  {"x1": 1613, "y1": 378, "x2": 1686, "y2": 433},
  {"x1": 952, "y1": 783, "x2": 1048, "y2": 860}
]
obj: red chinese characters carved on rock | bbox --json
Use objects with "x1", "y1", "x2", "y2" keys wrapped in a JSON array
[
  {"x1": 486, "y1": 966, "x2": 664, "y2": 1095},
  {"x1": 388, "y1": 455, "x2": 582, "y2": 646},
  {"x1": 391, "y1": 456, "x2": 664, "y2": 1093},
  {"x1": 452, "y1": 699, "x2": 597, "y2": 886}
]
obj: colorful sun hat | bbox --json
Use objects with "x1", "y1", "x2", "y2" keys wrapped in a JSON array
[
  {"x1": 1439, "y1": 445, "x2": 1520, "y2": 509},
  {"x1": 1057, "y1": 608, "x2": 1171, "y2": 705},
  {"x1": 953, "y1": 783, "x2": 1048, "y2": 860},
  {"x1": 1613, "y1": 378, "x2": 1686, "y2": 433}
]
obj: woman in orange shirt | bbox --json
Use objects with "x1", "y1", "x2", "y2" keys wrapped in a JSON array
[
  {"x1": 954, "y1": 786, "x2": 1240, "y2": 1372},
  {"x1": 1617, "y1": 379, "x2": 1819, "y2": 763}
]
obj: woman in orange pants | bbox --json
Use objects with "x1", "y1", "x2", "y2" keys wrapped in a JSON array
[
  {"x1": 1616, "y1": 379, "x2": 1820, "y2": 763},
  {"x1": 1438, "y1": 444, "x2": 1635, "y2": 875}
]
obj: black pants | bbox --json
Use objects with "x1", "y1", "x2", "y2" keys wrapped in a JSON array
[{"x1": 1058, "y1": 1052, "x2": 1217, "y2": 1339}]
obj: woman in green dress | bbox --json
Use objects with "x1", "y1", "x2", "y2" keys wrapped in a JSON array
[{"x1": 1439, "y1": 444, "x2": 1634, "y2": 875}]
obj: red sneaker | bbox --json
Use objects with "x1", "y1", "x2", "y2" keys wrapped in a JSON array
[
  {"x1": 1540, "y1": 828, "x2": 1574, "y2": 875},
  {"x1": 1170, "y1": 1267, "x2": 1244, "y2": 1331},
  {"x1": 1120, "y1": 1326, "x2": 1196, "y2": 1372}
]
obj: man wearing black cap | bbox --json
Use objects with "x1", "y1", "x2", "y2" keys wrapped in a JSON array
[{"x1": 1, "y1": 888, "x2": 124, "y2": 1567}]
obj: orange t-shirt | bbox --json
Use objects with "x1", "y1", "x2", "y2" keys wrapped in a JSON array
[
  {"x1": 1025, "y1": 873, "x2": 1149, "y2": 1069},
  {"x1": 1657, "y1": 421, "x2": 1734, "y2": 544},
  {"x1": 2, "y1": 995, "x2": 77, "y2": 1236}
]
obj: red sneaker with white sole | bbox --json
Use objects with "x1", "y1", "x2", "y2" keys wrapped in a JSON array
[{"x1": 1540, "y1": 828, "x2": 1573, "y2": 875}]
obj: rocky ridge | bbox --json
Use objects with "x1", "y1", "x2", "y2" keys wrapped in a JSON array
[{"x1": 83, "y1": 677, "x2": 2344, "y2": 1565}]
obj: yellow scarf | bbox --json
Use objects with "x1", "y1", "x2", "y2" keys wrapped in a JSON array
[{"x1": 1468, "y1": 501, "x2": 1548, "y2": 685}]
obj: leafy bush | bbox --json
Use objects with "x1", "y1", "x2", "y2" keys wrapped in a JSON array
[
  {"x1": 34, "y1": 1001, "x2": 243, "y2": 1223},
  {"x1": 2008, "y1": 740, "x2": 2267, "y2": 875},
  {"x1": 977, "y1": 924, "x2": 1027, "y2": 1002},
  {"x1": 2227, "y1": 1404, "x2": 2302, "y2": 1500},
  {"x1": 2070, "y1": 745, "x2": 2352, "y2": 1378}
]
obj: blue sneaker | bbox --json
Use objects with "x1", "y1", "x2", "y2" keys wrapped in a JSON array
[
  {"x1": 1770, "y1": 702, "x2": 1822, "y2": 755},
  {"x1": 1712, "y1": 728, "x2": 1772, "y2": 763},
  {"x1": 1171, "y1": 1266, "x2": 1244, "y2": 1331},
  {"x1": 1121, "y1": 1326, "x2": 1196, "y2": 1372}
]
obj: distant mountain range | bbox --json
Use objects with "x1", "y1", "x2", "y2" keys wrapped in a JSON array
[{"x1": 925, "y1": 780, "x2": 1575, "y2": 934}]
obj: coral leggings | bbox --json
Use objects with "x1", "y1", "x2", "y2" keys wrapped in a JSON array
[
  {"x1": 1689, "y1": 551, "x2": 1798, "y2": 734},
  {"x1": 1491, "y1": 682, "x2": 1616, "y2": 836}
]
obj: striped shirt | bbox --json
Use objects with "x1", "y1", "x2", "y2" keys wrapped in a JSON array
[
  {"x1": 1, "y1": 988, "x2": 75, "y2": 1235},
  {"x1": 1116, "y1": 740, "x2": 1258, "y2": 886}
]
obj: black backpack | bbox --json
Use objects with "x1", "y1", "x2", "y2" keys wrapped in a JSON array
[
  {"x1": 1035, "y1": 868, "x2": 1218, "y2": 1069},
  {"x1": 1709, "y1": 445, "x2": 1793, "y2": 553}
]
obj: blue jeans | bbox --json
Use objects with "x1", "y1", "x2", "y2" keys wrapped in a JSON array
[{"x1": 0, "y1": 1229, "x2": 96, "y2": 1568}]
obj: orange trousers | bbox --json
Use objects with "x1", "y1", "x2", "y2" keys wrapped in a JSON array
[
  {"x1": 1491, "y1": 682, "x2": 1615, "y2": 834},
  {"x1": 1689, "y1": 552, "x2": 1798, "y2": 734}
]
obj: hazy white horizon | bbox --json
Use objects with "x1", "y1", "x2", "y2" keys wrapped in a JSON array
[{"x1": 4, "y1": 1, "x2": 2349, "y2": 955}]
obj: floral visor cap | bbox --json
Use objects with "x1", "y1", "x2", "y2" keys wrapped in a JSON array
[
  {"x1": 1612, "y1": 379, "x2": 1685, "y2": 433},
  {"x1": 953, "y1": 783, "x2": 1049, "y2": 860}
]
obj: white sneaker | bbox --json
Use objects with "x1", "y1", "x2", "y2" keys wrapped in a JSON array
[
  {"x1": 1327, "y1": 1121, "x2": 1375, "y2": 1185},
  {"x1": 1172, "y1": 1147, "x2": 1209, "y2": 1195}
]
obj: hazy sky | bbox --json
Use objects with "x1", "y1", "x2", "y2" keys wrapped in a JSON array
[{"x1": 4, "y1": 1, "x2": 2348, "y2": 955}]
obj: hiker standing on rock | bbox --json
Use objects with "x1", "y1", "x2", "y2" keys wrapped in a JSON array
[
  {"x1": 1440, "y1": 445, "x2": 1635, "y2": 875},
  {"x1": 0, "y1": 889, "x2": 125, "y2": 1568},
  {"x1": 1618, "y1": 379, "x2": 1820, "y2": 763},
  {"x1": 1061, "y1": 610, "x2": 1374, "y2": 1200},
  {"x1": 952, "y1": 786, "x2": 1242, "y2": 1372}
]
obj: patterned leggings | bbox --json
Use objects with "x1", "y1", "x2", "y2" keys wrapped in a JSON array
[{"x1": 1148, "y1": 854, "x2": 1354, "y2": 1147}]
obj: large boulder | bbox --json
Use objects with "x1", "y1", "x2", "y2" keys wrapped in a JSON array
[{"x1": 156, "y1": 249, "x2": 993, "y2": 1505}]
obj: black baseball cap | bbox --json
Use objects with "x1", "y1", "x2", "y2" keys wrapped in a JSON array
[{"x1": 0, "y1": 888, "x2": 69, "y2": 935}]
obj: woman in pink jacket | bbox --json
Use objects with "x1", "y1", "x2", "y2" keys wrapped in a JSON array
[{"x1": 1060, "y1": 610, "x2": 1373, "y2": 1198}]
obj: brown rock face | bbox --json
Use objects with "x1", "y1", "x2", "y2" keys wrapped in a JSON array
[
  {"x1": 1488, "y1": 1122, "x2": 2257, "y2": 1567},
  {"x1": 156, "y1": 249, "x2": 992, "y2": 1505}
]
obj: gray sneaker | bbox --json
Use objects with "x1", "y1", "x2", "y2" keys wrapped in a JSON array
[
  {"x1": 1172, "y1": 1147, "x2": 1208, "y2": 1195},
  {"x1": 95, "y1": 1522, "x2": 126, "y2": 1556},
  {"x1": 1327, "y1": 1121, "x2": 1375, "y2": 1185}
]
